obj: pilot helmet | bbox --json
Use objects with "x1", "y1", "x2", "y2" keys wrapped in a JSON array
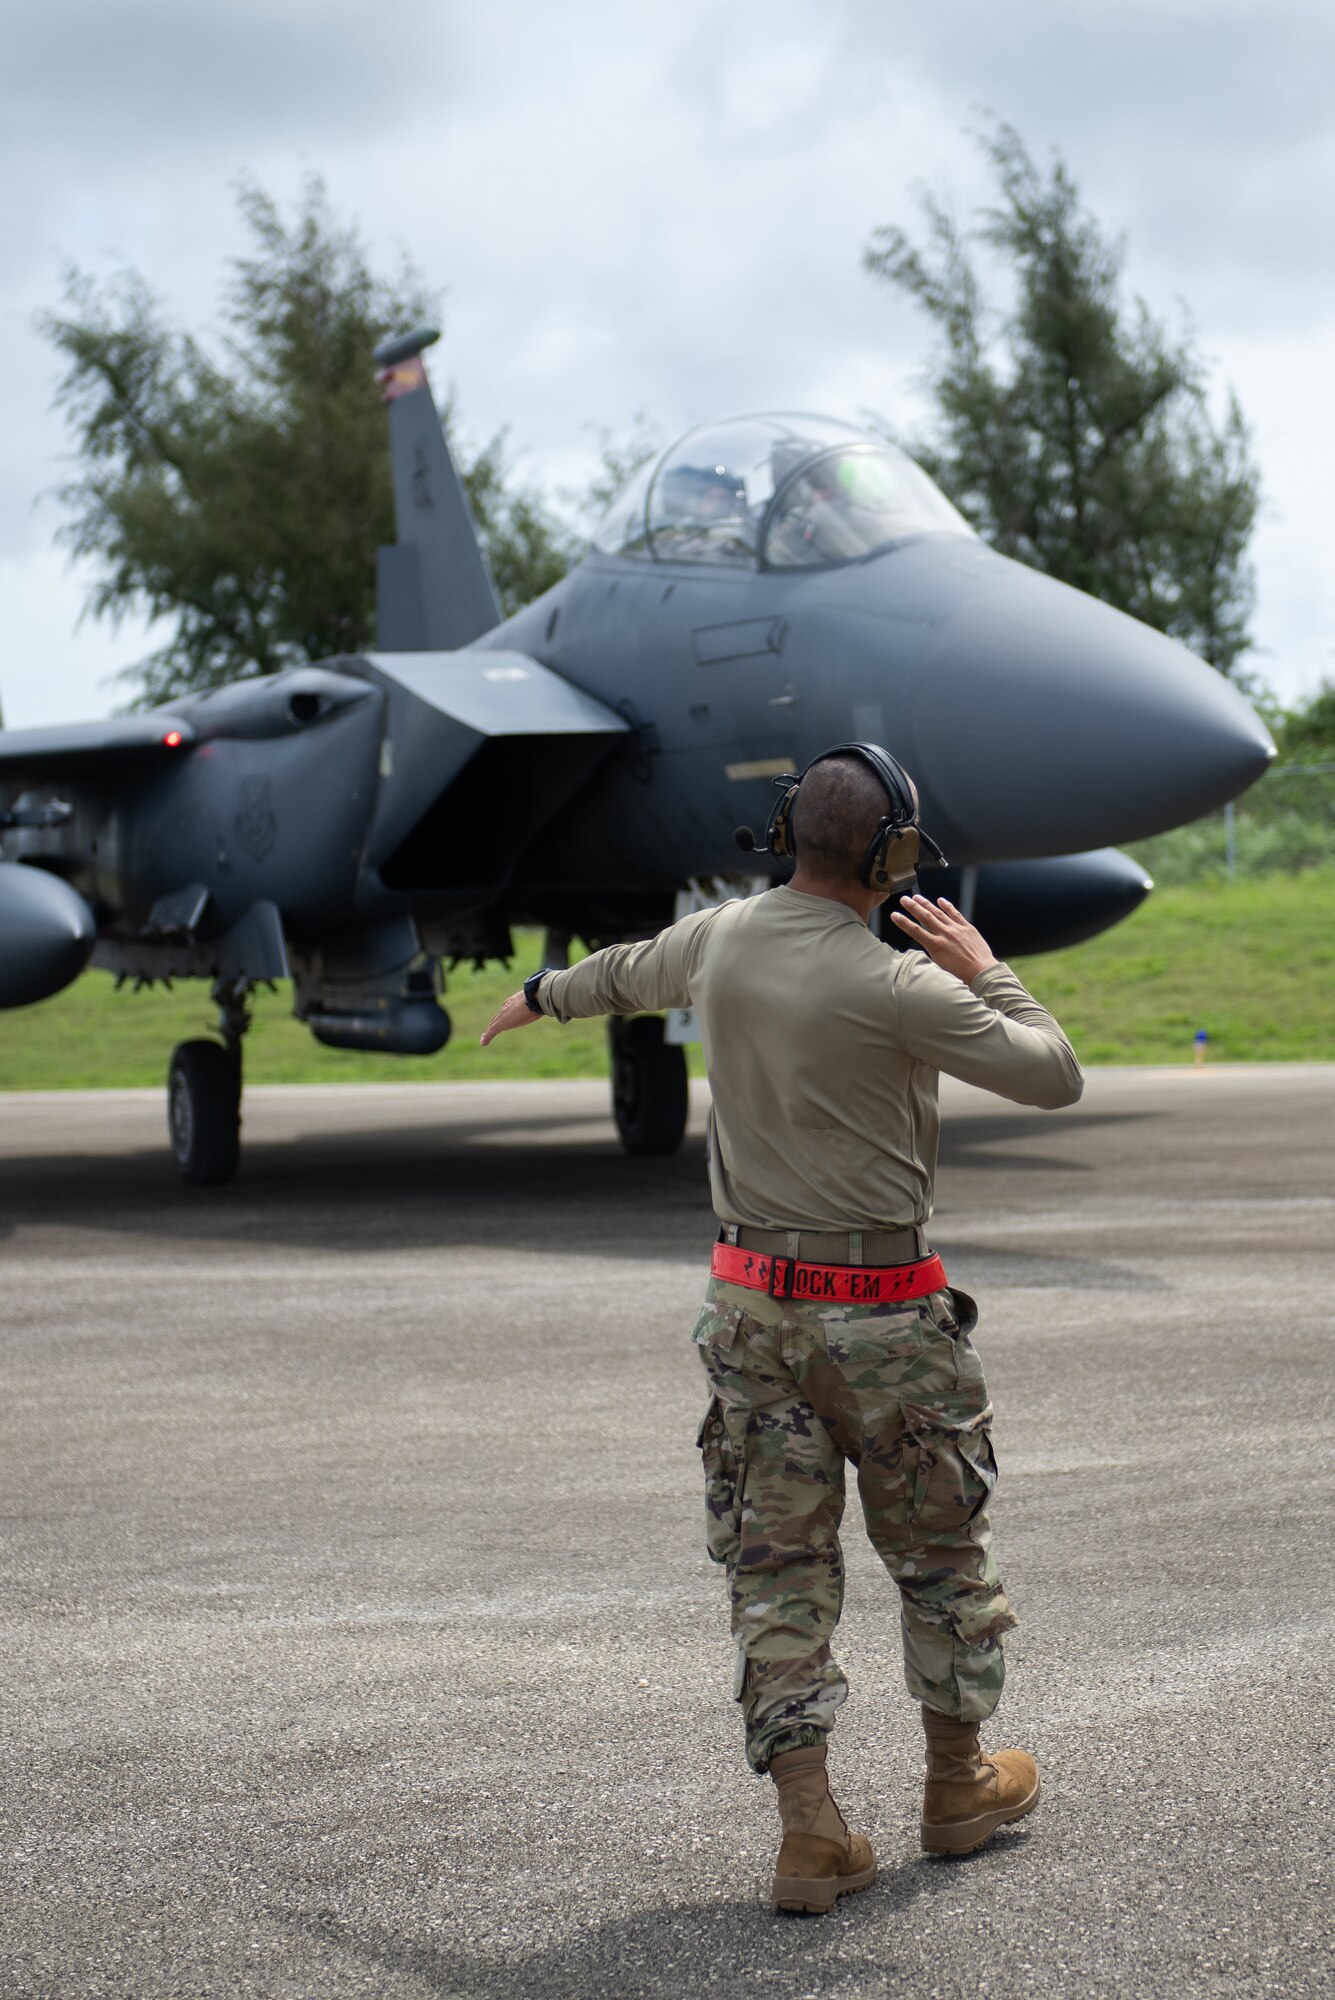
[{"x1": 659, "y1": 461, "x2": 747, "y2": 524}]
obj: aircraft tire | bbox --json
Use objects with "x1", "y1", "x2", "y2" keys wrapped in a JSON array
[
  {"x1": 167, "y1": 1039, "x2": 241, "y2": 1186},
  {"x1": 609, "y1": 1015, "x2": 688, "y2": 1157}
]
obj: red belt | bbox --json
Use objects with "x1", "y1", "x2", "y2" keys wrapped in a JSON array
[{"x1": 710, "y1": 1241, "x2": 946, "y2": 1304}]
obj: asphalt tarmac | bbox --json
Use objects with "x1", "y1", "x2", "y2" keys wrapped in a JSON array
[{"x1": 1, "y1": 1068, "x2": 1332, "y2": 2000}]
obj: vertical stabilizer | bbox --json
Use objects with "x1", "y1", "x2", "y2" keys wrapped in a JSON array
[{"x1": 374, "y1": 327, "x2": 501, "y2": 651}]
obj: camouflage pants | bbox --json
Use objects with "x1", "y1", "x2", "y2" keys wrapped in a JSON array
[{"x1": 692, "y1": 1274, "x2": 1017, "y2": 1774}]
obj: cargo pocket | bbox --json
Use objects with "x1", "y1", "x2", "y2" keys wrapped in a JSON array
[
  {"x1": 696, "y1": 1395, "x2": 745, "y2": 1567},
  {"x1": 690, "y1": 1298, "x2": 748, "y2": 1350},
  {"x1": 926, "y1": 1286, "x2": 983, "y2": 1391},
  {"x1": 903, "y1": 1404, "x2": 998, "y2": 1547}
]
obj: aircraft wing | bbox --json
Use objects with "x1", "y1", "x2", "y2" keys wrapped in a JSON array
[
  {"x1": 0, "y1": 712, "x2": 195, "y2": 781},
  {"x1": 361, "y1": 649, "x2": 628, "y2": 737},
  {"x1": 350, "y1": 648, "x2": 631, "y2": 891}
]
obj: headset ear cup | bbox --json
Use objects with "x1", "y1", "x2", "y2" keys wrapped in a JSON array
[{"x1": 864, "y1": 825, "x2": 920, "y2": 892}]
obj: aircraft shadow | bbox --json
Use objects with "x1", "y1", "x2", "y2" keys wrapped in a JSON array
[
  {"x1": 0, "y1": 1104, "x2": 1156, "y2": 1262},
  {"x1": 931, "y1": 1239, "x2": 1167, "y2": 1293},
  {"x1": 937, "y1": 1106, "x2": 1158, "y2": 1175},
  {"x1": 0, "y1": 1114, "x2": 717, "y2": 1257}
]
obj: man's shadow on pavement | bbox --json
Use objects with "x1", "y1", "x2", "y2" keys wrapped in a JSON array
[{"x1": 276, "y1": 1829, "x2": 1036, "y2": 2000}]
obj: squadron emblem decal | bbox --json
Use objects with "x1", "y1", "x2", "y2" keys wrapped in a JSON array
[
  {"x1": 411, "y1": 441, "x2": 434, "y2": 512},
  {"x1": 235, "y1": 775, "x2": 276, "y2": 861}
]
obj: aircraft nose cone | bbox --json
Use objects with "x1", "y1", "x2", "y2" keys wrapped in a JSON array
[{"x1": 908, "y1": 555, "x2": 1275, "y2": 860}]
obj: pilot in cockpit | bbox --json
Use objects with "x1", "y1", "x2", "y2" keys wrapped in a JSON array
[
  {"x1": 657, "y1": 462, "x2": 750, "y2": 557},
  {"x1": 765, "y1": 453, "x2": 868, "y2": 567}
]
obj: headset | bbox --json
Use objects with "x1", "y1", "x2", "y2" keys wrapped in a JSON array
[{"x1": 734, "y1": 741, "x2": 947, "y2": 892}]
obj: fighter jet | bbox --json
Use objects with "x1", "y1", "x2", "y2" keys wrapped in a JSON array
[{"x1": 0, "y1": 326, "x2": 1273, "y2": 1182}]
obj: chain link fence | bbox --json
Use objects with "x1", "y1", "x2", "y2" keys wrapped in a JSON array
[{"x1": 1126, "y1": 764, "x2": 1335, "y2": 884}]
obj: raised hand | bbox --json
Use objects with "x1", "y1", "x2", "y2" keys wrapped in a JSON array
[{"x1": 889, "y1": 894, "x2": 998, "y2": 986}]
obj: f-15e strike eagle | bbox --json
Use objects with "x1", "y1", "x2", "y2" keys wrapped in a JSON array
[{"x1": 0, "y1": 325, "x2": 1273, "y2": 1182}]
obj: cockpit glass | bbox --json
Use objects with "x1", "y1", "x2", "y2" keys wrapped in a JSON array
[
  {"x1": 590, "y1": 454, "x2": 655, "y2": 556},
  {"x1": 763, "y1": 446, "x2": 971, "y2": 568},
  {"x1": 590, "y1": 415, "x2": 972, "y2": 567},
  {"x1": 644, "y1": 416, "x2": 862, "y2": 566}
]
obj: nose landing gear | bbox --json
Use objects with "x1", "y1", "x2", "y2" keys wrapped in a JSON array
[
  {"x1": 167, "y1": 979, "x2": 249, "y2": 1185},
  {"x1": 609, "y1": 1014, "x2": 688, "y2": 1157}
]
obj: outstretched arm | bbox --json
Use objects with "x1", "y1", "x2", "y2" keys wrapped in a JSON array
[{"x1": 480, "y1": 907, "x2": 718, "y2": 1047}]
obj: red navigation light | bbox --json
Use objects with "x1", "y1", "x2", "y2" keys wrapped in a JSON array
[{"x1": 162, "y1": 729, "x2": 183, "y2": 748}]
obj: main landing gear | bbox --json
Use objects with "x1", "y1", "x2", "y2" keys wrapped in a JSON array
[
  {"x1": 609, "y1": 1014, "x2": 688, "y2": 1157},
  {"x1": 167, "y1": 979, "x2": 249, "y2": 1185}
]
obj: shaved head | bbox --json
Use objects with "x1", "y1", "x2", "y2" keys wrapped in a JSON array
[{"x1": 790, "y1": 754, "x2": 893, "y2": 883}]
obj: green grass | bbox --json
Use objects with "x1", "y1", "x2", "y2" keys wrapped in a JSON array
[
  {"x1": 0, "y1": 942, "x2": 635, "y2": 1090},
  {"x1": 2, "y1": 874, "x2": 1332, "y2": 1090},
  {"x1": 1010, "y1": 870, "x2": 1335, "y2": 1063}
]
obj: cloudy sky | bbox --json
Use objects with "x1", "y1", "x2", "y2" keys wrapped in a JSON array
[{"x1": 3, "y1": 0, "x2": 1333, "y2": 725}]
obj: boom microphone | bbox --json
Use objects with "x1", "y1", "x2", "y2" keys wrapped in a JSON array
[{"x1": 734, "y1": 826, "x2": 761, "y2": 853}]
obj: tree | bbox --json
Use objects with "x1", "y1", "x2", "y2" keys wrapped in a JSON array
[
  {"x1": 38, "y1": 178, "x2": 577, "y2": 705},
  {"x1": 1277, "y1": 682, "x2": 1335, "y2": 763},
  {"x1": 578, "y1": 418, "x2": 663, "y2": 518},
  {"x1": 864, "y1": 122, "x2": 1260, "y2": 678}
]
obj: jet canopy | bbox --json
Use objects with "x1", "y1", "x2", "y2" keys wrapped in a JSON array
[{"x1": 592, "y1": 414, "x2": 972, "y2": 569}]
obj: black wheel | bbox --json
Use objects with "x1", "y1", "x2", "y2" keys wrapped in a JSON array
[
  {"x1": 167, "y1": 1040, "x2": 240, "y2": 1185},
  {"x1": 609, "y1": 1014, "x2": 688, "y2": 1157}
]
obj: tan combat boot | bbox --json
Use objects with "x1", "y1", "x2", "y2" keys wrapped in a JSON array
[
  {"x1": 919, "y1": 1706, "x2": 1041, "y2": 1855},
  {"x1": 769, "y1": 1744, "x2": 877, "y2": 1913}
]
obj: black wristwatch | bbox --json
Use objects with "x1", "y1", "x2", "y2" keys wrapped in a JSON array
[{"x1": 523, "y1": 969, "x2": 551, "y2": 1014}]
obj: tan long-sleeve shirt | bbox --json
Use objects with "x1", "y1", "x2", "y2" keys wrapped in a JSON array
[{"x1": 537, "y1": 885, "x2": 1083, "y2": 1231}]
